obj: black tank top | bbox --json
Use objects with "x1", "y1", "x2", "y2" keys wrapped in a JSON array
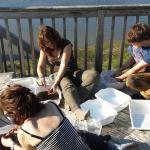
[{"x1": 47, "y1": 39, "x2": 78, "y2": 73}]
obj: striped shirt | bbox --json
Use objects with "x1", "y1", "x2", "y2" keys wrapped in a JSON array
[
  {"x1": 20, "y1": 102, "x2": 90, "y2": 150},
  {"x1": 37, "y1": 118, "x2": 90, "y2": 150}
]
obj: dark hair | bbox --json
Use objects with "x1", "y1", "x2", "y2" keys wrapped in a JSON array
[
  {"x1": 38, "y1": 25, "x2": 62, "y2": 55},
  {"x1": 0, "y1": 84, "x2": 44, "y2": 124},
  {"x1": 127, "y1": 22, "x2": 150, "y2": 43}
]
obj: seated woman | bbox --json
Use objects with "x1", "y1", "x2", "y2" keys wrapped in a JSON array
[
  {"x1": 37, "y1": 25, "x2": 99, "y2": 120},
  {"x1": 0, "y1": 85, "x2": 90, "y2": 150}
]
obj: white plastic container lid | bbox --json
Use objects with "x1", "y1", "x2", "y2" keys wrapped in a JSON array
[
  {"x1": 129, "y1": 100, "x2": 150, "y2": 130},
  {"x1": 80, "y1": 99, "x2": 117, "y2": 126},
  {"x1": 95, "y1": 88, "x2": 131, "y2": 112},
  {"x1": 10, "y1": 77, "x2": 38, "y2": 94}
]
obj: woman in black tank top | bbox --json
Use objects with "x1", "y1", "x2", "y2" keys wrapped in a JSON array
[{"x1": 37, "y1": 25, "x2": 99, "y2": 121}]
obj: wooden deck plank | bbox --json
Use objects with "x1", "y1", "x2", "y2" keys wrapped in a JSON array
[
  {"x1": 101, "y1": 107, "x2": 150, "y2": 145},
  {"x1": 0, "y1": 73, "x2": 150, "y2": 149}
]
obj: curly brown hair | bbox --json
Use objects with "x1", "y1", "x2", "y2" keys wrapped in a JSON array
[
  {"x1": 127, "y1": 22, "x2": 150, "y2": 43},
  {"x1": 0, "y1": 84, "x2": 44, "y2": 125},
  {"x1": 38, "y1": 25, "x2": 62, "y2": 56}
]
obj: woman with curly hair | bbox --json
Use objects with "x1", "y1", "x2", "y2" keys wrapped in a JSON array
[
  {"x1": 37, "y1": 25, "x2": 98, "y2": 120},
  {"x1": 0, "y1": 84, "x2": 90, "y2": 150}
]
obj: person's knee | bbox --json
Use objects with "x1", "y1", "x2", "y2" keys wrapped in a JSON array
[
  {"x1": 60, "y1": 77, "x2": 75, "y2": 91},
  {"x1": 126, "y1": 75, "x2": 137, "y2": 88},
  {"x1": 82, "y1": 70, "x2": 99, "y2": 85}
]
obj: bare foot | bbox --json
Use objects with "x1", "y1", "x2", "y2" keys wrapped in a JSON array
[{"x1": 74, "y1": 109, "x2": 90, "y2": 121}]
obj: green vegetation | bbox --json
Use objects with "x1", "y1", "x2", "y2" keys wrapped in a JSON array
[
  {"x1": 77, "y1": 40, "x2": 130, "y2": 71},
  {"x1": 4, "y1": 40, "x2": 131, "y2": 76}
]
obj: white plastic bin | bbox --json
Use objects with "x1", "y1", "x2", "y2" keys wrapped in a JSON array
[
  {"x1": 80, "y1": 99, "x2": 117, "y2": 126},
  {"x1": 35, "y1": 85, "x2": 52, "y2": 94},
  {"x1": 129, "y1": 100, "x2": 150, "y2": 130},
  {"x1": 95, "y1": 88, "x2": 131, "y2": 112},
  {"x1": 10, "y1": 77, "x2": 38, "y2": 94}
]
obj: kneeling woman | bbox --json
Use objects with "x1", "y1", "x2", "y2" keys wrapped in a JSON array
[{"x1": 0, "y1": 85, "x2": 89, "y2": 150}]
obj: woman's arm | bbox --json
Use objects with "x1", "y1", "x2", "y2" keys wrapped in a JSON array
[
  {"x1": 16, "y1": 129, "x2": 36, "y2": 150},
  {"x1": 1, "y1": 136, "x2": 35, "y2": 150},
  {"x1": 37, "y1": 50, "x2": 47, "y2": 86},
  {"x1": 37, "y1": 50, "x2": 46, "y2": 77},
  {"x1": 115, "y1": 60, "x2": 149, "y2": 80},
  {"x1": 49, "y1": 44, "x2": 71, "y2": 93}
]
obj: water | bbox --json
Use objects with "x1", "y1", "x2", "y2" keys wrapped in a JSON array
[{"x1": 0, "y1": 0, "x2": 150, "y2": 7}]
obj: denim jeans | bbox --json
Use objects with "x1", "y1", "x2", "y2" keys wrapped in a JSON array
[
  {"x1": 126, "y1": 73, "x2": 150, "y2": 99},
  {"x1": 50, "y1": 69, "x2": 99, "y2": 111}
]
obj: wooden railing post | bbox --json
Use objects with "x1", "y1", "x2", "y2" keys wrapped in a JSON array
[
  {"x1": 17, "y1": 18, "x2": 25, "y2": 77},
  {"x1": 84, "y1": 17, "x2": 88, "y2": 70},
  {"x1": 0, "y1": 38, "x2": 7, "y2": 72},
  {"x1": 28, "y1": 18, "x2": 37, "y2": 76},
  {"x1": 63, "y1": 17, "x2": 66, "y2": 39},
  {"x1": 4, "y1": 18, "x2": 15, "y2": 73},
  {"x1": 0, "y1": 46, "x2": 3, "y2": 72},
  {"x1": 74, "y1": 17, "x2": 78, "y2": 63},
  {"x1": 95, "y1": 10, "x2": 104, "y2": 73},
  {"x1": 108, "y1": 16, "x2": 115, "y2": 70},
  {"x1": 120, "y1": 16, "x2": 127, "y2": 67}
]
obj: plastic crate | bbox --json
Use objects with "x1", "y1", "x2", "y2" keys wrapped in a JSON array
[
  {"x1": 80, "y1": 99, "x2": 117, "y2": 126},
  {"x1": 10, "y1": 77, "x2": 38, "y2": 94},
  {"x1": 95, "y1": 88, "x2": 131, "y2": 112},
  {"x1": 129, "y1": 100, "x2": 150, "y2": 130}
]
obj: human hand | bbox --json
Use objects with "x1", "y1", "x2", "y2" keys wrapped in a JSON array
[
  {"x1": 39, "y1": 77, "x2": 46, "y2": 87},
  {"x1": 1, "y1": 136, "x2": 14, "y2": 148},
  {"x1": 115, "y1": 75, "x2": 125, "y2": 81},
  {"x1": 4, "y1": 128, "x2": 18, "y2": 138},
  {"x1": 48, "y1": 83, "x2": 57, "y2": 95},
  {"x1": 112, "y1": 70, "x2": 122, "y2": 77}
]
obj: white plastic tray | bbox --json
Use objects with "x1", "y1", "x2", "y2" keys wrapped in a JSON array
[
  {"x1": 129, "y1": 100, "x2": 150, "y2": 130},
  {"x1": 80, "y1": 99, "x2": 117, "y2": 126},
  {"x1": 10, "y1": 77, "x2": 38, "y2": 94},
  {"x1": 95, "y1": 88, "x2": 131, "y2": 112}
]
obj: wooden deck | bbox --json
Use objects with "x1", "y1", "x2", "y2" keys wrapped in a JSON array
[
  {"x1": 0, "y1": 106, "x2": 150, "y2": 149},
  {"x1": 0, "y1": 73, "x2": 150, "y2": 149},
  {"x1": 102, "y1": 107, "x2": 150, "y2": 149}
]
